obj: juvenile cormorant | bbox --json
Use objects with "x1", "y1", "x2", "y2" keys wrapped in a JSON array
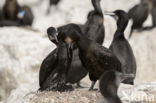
[
  {"x1": 128, "y1": 0, "x2": 152, "y2": 39},
  {"x1": 39, "y1": 27, "x2": 58, "y2": 89},
  {"x1": 99, "y1": 71, "x2": 134, "y2": 103},
  {"x1": 108, "y1": 10, "x2": 137, "y2": 85},
  {"x1": 40, "y1": 41, "x2": 73, "y2": 92},
  {"x1": 62, "y1": 23, "x2": 122, "y2": 90}
]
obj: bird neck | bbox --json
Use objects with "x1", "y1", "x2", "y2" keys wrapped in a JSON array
[
  {"x1": 115, "y1": 18, "x2": 127, "y2": 37},
  {"x1": 114, "y1": 29, "x2": 124, "y2": 38},
  {"x1": 91, "y1": 0, "x2": 103, "y2": 16}
]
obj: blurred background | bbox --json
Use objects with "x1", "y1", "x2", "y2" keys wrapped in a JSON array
[{"x1": 0, "y1": 0, "x2": 156, "y2": 103}]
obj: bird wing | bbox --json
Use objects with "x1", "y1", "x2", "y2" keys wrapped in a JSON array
[
  {"x1": 93, "y1": 45, "x2": 121, "y2": 71},
  {"x1": 39, "y1": 48, "x2": 58, "y2": 87}
]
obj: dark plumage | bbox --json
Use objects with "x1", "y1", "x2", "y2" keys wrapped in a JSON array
[
  {"x1": 40, "y1": 41, "x2": 73, "y2": 92},
  {"x1": 46, "y1": 26, "x2": 87, "y2": 87},
  {"x1": 62, "y1": 24, "x2": 122, "y2": 90},
  {"x1": 84, "y1": 0, "x2": 105, "y2": 44},
  {"x1": 128, "y1": 0, "x2": 152, "y2": 38},
  {"x1": 17, "y1": 6, "x2": 34, "y2": 26},
  {"x1": 39, "y1": 48, "x2": 58, "y2": 89},
  {"x1": 109, "y1": 10, "x2": 137, "y2": 85},
  {"x1": 99, "y1": 71, "x2": 134, "y2": 103},
  {"x1": 3, "y1": 0, "x2": 20, "y2": 20},
  {"x1": 39, "y1": 27, "x2": 58, "y2": 89},
  {"x1": 41, "y1": 0, "x2": 105, "y2": 88},
  {"x1": 0, "y1": 8, "x2": 19, "y2": 27}
]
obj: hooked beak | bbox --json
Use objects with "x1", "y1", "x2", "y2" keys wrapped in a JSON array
[
  {"x1": 104, "y1": 11, "x2": 118, "y2": 21},
  {"x1": 49, "y1": 33, "x2": 59, "y2": 45}
]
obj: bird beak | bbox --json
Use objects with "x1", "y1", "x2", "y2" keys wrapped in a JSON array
[
  {"x1": 104, "y1": 11, "x2": 118, "y2": 21},
  {"x1": 49, "y1": 33, "x2": 59, "y2": 45}
]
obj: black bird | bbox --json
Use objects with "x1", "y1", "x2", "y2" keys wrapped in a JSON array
[
  {"x1": 40, "y1": 41, "x2": 73, "y2": 92},
  {"x1": 62, "y1": 23, "x2": 122, "y2": 90},
  {"x1": 17, "y1": 6, "x2": 34, "y2": 26},
  {"x1": 39, "y1": 27, "x2": 85, "y2": 90},
  {"x1": 128, "y1": 0, "x2": 152, "y2": 39},
  {"x1": 107, "y1": 10, "x2": 137, "y2": 85},
  {"x1": 39, "y1": 27, "x2": 58, "y2": 89},
  {"x1": 3, "y1": 0, "x2": 20, "y2": 21},
  {"x1": 84, "y1": 0, "x2": 105, "y2": 44},
  {"x1": 99, "y1": 71, "x2": 134, "y2": 103},
  {"x1": 64, "y1": 0, "x2": 105, "y2": 88}
]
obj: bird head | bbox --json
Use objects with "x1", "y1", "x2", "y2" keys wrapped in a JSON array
[{"x1": 47, "y1": 27, "x2": 58, "y2": 45}]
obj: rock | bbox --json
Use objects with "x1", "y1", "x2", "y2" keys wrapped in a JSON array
[{"x1": 0, "y1": 27, "x2": 55, "y2": 101}]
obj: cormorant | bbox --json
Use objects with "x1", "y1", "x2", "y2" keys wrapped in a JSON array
[
  {"x1": 84, "y1": 0, "x2": 105, "y2": 44},
  {"x1": 128, "y1": 0, "x2": 152, "y2": 39},
  {"x1": 39, "y1": 27, "x2": 58, "y2": 89},
  {"x1": 108, "y1": 10, "x2": 137, "y2": 85},
  {"x1": 62, "y1": 23, "x2": 122, "y2": 90},
  {"x1": 3, "y1": 0, "x2": 20, "y2": 20},
  {"x1": 99, "y1": 71, "x2": 134, "y2": 103}
]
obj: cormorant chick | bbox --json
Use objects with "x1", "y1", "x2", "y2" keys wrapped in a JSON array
[
  {"x1": 108, "y1": 10, "x2": 137, "y2": 85},
  {"x1": 62, "y1": 23, "x2": 122, "y2": 90},
  {"x1": 84, "y1": 0, "x2": 105, "y2": 44},
  {"x1": 39, "y1": 27, "x2": 58, "y2": 89},
  {"x1": 128, "y1": 0, "x2": 152, "y2": 39},
  {"x1": 99, "y1": 71, "x2": 134, "y2": 103},
  {"x1": 40, "y1": 41, "x2": 73, "y2": 92},
  {"x1": 3, "y1": 0, "x2": 20, "y2": 20}
]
